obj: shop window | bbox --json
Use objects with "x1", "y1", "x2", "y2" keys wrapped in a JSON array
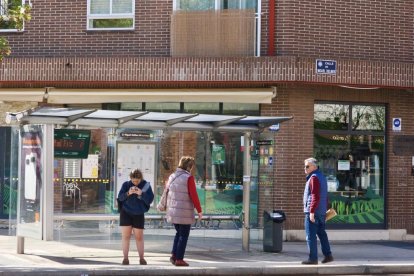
[
  {"x1": 314, "y1": 103, "x2": 349, "y2": 130},
  {"x1": 0, "y1": 0, "x2": 25, "y2": 32},
  {"x1": 352, "y1": 105, "x2": 385, "y2": 131},
  {"x1": 145, "y1": 102, "x2": 181, "y2": 113},
  {"x1": 87, "y1": 0, "x2": 134, "y2": 30},
  {"x1": 120, "y1": 102, "x2": 143, "y2": 111},
  {"x1": 223, "y1": 103, "x2": 259, "y2": 116},
  {"x1": 314, "y1": 102, "x2": 385, "y2": 228},
  {"x1": 184, "y1": 102, "x2": 220, "y2": 114}
]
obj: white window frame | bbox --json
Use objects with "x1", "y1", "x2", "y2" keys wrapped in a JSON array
[
  {"x1": 0, "y1": 0, "x2": 26, "y2": 32},
  {"x1": 87, "y1": 0, "x2": 135, "y2": 31}
]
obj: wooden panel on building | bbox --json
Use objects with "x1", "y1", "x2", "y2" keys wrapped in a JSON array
[{"x1": 171, "y1": 10, "x2": 256, "y2": 57}]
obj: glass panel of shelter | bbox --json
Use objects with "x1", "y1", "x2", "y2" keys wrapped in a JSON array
[{"x1": 51, "y1": 102, "x2": 262, "y2": 228}]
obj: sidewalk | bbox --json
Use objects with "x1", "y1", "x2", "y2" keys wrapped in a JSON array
[{"x1": 0, "y1": 229, "x2": 414, "y2": 276}]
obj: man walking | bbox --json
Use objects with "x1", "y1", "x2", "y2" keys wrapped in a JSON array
[{"x1": 302, "y1": 158, "x2": 334, "y2": 265}]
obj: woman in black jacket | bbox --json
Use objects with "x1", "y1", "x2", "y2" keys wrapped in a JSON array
[{"x1": 117, "y1": 169, "x2": 154, "y2": 265}]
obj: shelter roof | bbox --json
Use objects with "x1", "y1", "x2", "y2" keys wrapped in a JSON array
[{"x1": 6, "y1": 107, "x2": 292, "y2": 133}]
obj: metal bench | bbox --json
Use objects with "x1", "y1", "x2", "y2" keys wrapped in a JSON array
[
  {"x1": 193, "y1": 214, "x2": 241, "y2": 229},
  {"x1": 54, "y1": 213, "x2": 165, "y2": 229},
  {"x1": 54, "y1": 213, "x2": 241, "y2": 229}
]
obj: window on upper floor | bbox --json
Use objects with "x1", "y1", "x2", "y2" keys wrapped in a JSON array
[
  {"x1": 0, "y1": 0, "x2": 25, "y2": 32},
  {"x1": 87, "y1": 0, "x2": 134, "y2": 30}
]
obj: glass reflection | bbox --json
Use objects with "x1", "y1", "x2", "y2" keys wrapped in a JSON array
[
  {"x1": 352, "y1": 105, "x2": 385, "y2": 131},
  {"x1": 314, "y1": 104, "x2": 349, "y2": 130}
]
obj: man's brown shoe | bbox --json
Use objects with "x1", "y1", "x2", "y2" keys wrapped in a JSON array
[
  {"x1": 301, "y1": 259, "x2": 318, "y2": 265},
  {"x1": 175, "y1": 259, "x2": 189, "y2": 266},
  {"x1": 321, "y1": 255, "x2": 334, "y2": 264}
]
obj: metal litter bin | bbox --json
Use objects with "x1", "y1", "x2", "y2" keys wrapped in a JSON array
[{"x1": 263, "y1": 210, "x2": 286, "y2": 252}]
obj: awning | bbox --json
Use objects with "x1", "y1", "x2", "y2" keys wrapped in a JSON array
[
  {"x1": 0, "y1": 89, "x2": 45, "y2": 102},
  {"x1": 6, "y1": 107, "x2": 292, "y2": 133},
  {"x1": 44, "y1": 88, "x2": 275, "y2": 104}
]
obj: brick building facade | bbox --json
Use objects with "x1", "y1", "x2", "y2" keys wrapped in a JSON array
[{"x1": 0, "y1": 0, "x2": 413, "y2": 233}]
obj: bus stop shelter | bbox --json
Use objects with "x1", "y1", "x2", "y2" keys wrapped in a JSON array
[{"x1": 5, "y1": 107, "x2": 292, "y2": 253}]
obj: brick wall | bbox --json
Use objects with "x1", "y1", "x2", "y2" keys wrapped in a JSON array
[
  {"x1": 4, "y1": 0, "x2": 172, "y2": 57},
  {"x1": 272, "y1": 0, "x2": 414, "y2": 62},
  {"x1": 1, "y1": 57, "x2": 412, "y2": 89},
  {"x1": 261, "y1": 84, "x2": 414, "y2": 233},
  {"x1": 2, "y1": 1, "x2": 413, "y2": 62}
]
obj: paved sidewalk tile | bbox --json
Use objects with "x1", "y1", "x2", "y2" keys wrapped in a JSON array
[{"x1": 0, "y1": 229, "x2": 414, "y2": 275}]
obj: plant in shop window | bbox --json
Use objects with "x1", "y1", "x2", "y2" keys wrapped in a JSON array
[{"x1": 0, "y1": 0, "x2": 31, "y2": 61}]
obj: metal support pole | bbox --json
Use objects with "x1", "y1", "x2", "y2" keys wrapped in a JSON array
[
  {"x1": 242, "y1": 132, "x2": 251, "y2": 251},
  {"x1": 42, "y1": 124, "x2": 54, "y2": 241},
  {"x1": 17, "y1": 236, "x2": 24, "y2": 254}
]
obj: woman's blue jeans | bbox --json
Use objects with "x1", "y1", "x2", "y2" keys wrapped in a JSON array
[
  {"x1": 304, "y1": 213, "x2": 332, "y2": 261},
  {"x1": 172, "y1": 224, "x2": 191, "y2": 260}
]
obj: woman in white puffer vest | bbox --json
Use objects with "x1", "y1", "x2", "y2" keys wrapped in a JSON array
[{"x1": 166, "y1": 156, "x2": 203, "y2": 266}]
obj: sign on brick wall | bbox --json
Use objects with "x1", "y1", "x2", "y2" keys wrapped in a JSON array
[{"x1": 316, "y1": 59, "x2": 337, "y2": 74}]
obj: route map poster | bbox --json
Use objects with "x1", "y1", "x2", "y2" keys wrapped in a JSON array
[{"x1": 115, "y1": 142, "x2": 156, "y2": 205}]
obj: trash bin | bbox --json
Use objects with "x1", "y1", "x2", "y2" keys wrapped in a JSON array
[{"x1": 263, "y1": 210, "x2": 286, "y2": 252}]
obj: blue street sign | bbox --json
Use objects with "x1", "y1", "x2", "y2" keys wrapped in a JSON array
[
  {"x1": 392, "y1": 118, "x2": 401, "y2": 131},
  {"x1": 316, "y1": 59, "x2": 337, "y2": 74}
]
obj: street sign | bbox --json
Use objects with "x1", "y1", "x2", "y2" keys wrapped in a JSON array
[
  {"x1": 316, "y1": 59, "x2": 337, "y2": 74},
  {"x1": 392, "y1": 118, "x2": 401, "y2": 131}
]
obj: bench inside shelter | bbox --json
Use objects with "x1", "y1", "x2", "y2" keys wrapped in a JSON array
[{"x1": 54, "y1": 213, "x2": 241, "y2": 230}]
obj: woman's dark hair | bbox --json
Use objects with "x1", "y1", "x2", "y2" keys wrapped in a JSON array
[
  {"x1": 129, "y1": 169, "x2": 143, "y2": 179},
  {"x1": 178, "y1": 156, "x2": 195, "y2": 171}
]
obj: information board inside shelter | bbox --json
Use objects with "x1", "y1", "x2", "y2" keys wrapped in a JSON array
[{"x1": 54, "y1": 129, "x2": 91, "y2": 159}]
